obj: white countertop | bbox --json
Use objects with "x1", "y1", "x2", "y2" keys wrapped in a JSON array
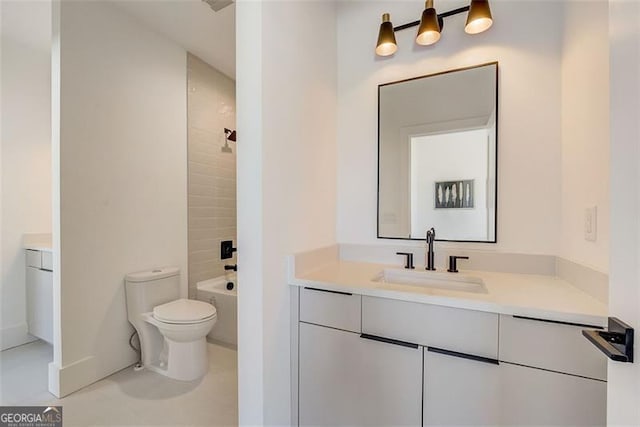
[
  {"x1": 24, "y1": 243, "x2": 53, "y2": 252},
  {"x1": 290, "y1": 261, "x2": 608, "y2": 326}
]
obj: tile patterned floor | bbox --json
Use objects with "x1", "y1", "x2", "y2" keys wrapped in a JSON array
[{"x1": 0, "y1": 340, "x2": 238, "y2": 426}]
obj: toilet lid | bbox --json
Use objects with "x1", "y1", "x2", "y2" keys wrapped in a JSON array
[{"x1": 153, "y1": 299, "x2": 216, "y2": 324}]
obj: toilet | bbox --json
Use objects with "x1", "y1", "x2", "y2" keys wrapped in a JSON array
[{"x1": 125, "y1": 267, "x2": 217, "y2": 381}]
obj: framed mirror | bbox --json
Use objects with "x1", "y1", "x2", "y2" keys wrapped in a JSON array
[{"x1": 378, "y1": 62, "x2": 498, "y2": 242}]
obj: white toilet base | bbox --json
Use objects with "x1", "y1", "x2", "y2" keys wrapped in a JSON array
[
  {"x1": 161, "y1": 336, "x2": 209, "y2": 381},
  {"x1": 142, "y1": 337, "x2": 209, "y2": 381},
  {"x1": 138, "y1": 313, "x2": 214, "y2": 381}
]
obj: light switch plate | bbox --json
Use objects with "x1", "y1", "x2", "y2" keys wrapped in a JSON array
[{"x1": 585, "y1": 206, "x2": 597, "y2": 242}]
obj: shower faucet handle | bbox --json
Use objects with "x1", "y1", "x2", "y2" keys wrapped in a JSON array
[{"x1": 221, "y1": 240, "x2": 237, "y2": 260}]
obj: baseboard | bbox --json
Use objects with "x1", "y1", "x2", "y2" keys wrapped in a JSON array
[
  {"x1": 0, "y1": 323, "x2": 37, "y2": 351},
  {"x1": 48, "y1": 351, "x2": 138, "y2": 398},
  {"x1": 48, "y1": 356, "x2": 96, "y2": 398}
]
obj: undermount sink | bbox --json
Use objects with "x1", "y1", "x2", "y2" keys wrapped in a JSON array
[{"x1": 372, "y1": 268, "x2": 488, "y2": 294}]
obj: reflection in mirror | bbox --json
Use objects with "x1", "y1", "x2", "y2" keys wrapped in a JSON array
[{"x1": 378, "y1": 62, "x2": 497, "y2": 242}]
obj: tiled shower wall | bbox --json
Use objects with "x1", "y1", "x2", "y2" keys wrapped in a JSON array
[{"x1": 187, "y1": 53, "x2": 236, "y2": 297}]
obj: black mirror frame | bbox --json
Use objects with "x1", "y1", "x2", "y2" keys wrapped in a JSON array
[{"x1": 376, "y1": 61, "x2": 499, "y2": 243}]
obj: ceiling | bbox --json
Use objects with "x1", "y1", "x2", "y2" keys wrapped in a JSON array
[{"x1": 112, "y1": 0, "x2": 236, "y2": 79}]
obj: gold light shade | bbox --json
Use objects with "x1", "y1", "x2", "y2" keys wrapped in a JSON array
[
  {"x1": 465, "y1": 0, "x2": 493, "y2": 34},
  {"x1": 416, "y1": 0, "x2": 441, "y2": 46},
  {"x1": 376, "y1": 13, "x2": 397, "y2": 56}
]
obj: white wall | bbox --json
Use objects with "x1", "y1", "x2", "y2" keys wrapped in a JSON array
[
  {"x1": 235, "y1": 0, "x2": 264, "y2": 421},
  {"x1": 337, "y1": 0, "x2": 564, "y2": 254},
  {"x1": 51, "y1": 0, "x2": 188, "y2": 396},
  {"x1": 607, "y1": 0, "x2": 640, "y2": 424},
  {"x1": 560, "y1": 0, "x2": 610, "y2": 273},
  {"x1": 410, "y1": 130, "x2": 489, "y2": 240},
  {"x1": 236, "y1": 1, "x2": 337, "y2": 424},
  {"x1": 0, "y1": 0, "x2": 52, "y2": 350}
]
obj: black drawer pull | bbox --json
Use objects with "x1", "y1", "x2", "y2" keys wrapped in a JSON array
[
  {"x1": 360, "y1": 334, "x2": 419, "y2": 349},
  {"x1": 583, "y1": 317, "x2": 634, "y2": 363},
  {"x1": 427, "y1": 347, "x2": 499, "y2": 365},
  {"x1": 303, "y1": 287, "x2": 352, "y2": 296},
  {"x1": 513, "y1": 315, "x2": 603, "y2": 330}
]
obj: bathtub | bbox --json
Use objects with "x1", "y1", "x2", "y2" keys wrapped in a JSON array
[{"x1": 196, "y1": 273, "x2": 237, "y2": 347}]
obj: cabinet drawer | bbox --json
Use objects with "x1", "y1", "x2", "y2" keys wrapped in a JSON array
[
  {"x1": 300, "y1": 287, "x2": 361, "y2": 333},
  {"x1": 26, "y1": 250, "x2": 42, "y2": 269},
  {"x1": 41, "y1": 251, "x2": 53, "y2": 271},
  {"x1": 499, "y1": 315, "x2": 607, "y2": 381},
  {"x1": 362, "y1": 296, "x2": 498, "y2": 358}
]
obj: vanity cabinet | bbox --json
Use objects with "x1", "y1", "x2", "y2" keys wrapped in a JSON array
[
  {"x1": 299, "y1": 321, "x2": 422, "y2": 427},
  {"x1": 294, "y1": 288, "x2": 607, "y2": 426},
  {"x1": 25, "y1": 249, "x2": 53, "y2": 344}
]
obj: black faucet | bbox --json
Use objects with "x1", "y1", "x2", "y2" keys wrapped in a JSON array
[
  {"x1": 396, "y1": 252, "x2": 415, "y2": 269},
  {"x1": 447, "y1": 256, "x2": 469, "y2": 273},
  {"x1": 425, "y1": 227, "x2": 436, "y2": 271},
  {"x1": 224, "y1": 264, "x2": 237, "y2": 272}
]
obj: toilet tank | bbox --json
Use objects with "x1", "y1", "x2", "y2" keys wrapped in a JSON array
[{"x1": 125, "y1": 267, "x2": 180, "y2": 318}]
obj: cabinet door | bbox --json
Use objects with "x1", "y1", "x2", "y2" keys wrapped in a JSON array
[
  {"x1": 26, "y1": 266, "x2": 53, "y2": 344},
  {"x1": 299, "y1": 322, "x2": 422, "y2": 427},
  {"x1": 424, "y1": 348, "x2": 501, "y2": 426},
  {"x1": 500, "y1": 362, "x2": 606, "y2": 426}
]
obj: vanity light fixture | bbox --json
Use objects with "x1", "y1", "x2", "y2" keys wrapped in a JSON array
[
  {"x1": 465, "y1": 0, "x2": 493, "y2": 34},
  {"x1": 376, "y1": 0, "x2": 493, "y2": 56},
  {"x1": 416, "y1": 0, "x2": 441, "y2": 46},
  {"x1": 376, "y1": 13, "x2": 398, "y2": 57}
]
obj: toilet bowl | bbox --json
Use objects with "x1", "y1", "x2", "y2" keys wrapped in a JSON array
[{"x1": 125, "y1": 268, "x2": 217, "y2": 381}]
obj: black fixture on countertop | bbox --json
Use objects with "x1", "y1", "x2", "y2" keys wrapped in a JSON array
[
  {"x1": 396, "y1": 252, "x2": 415, "y2": 270},
  {"x1": 224, "y1": 264, "x2": 237, "y2": 272},
  {"x1": 221, "y1": 240, "x2": 237, "y2": 260},
  {"x1": 583, "y1": 317, "x2": 634, "y2": 363},
  {"x1": 425, "y1": 228, "x2": 436, "y2": 271},
  {"x1": 447, "y1": 256, "x2": 469, "y2": 273}
]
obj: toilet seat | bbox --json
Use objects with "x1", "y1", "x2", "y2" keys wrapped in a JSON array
[{"x1": 153, "y1": 299, "x2": 216, "y2": 324}]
